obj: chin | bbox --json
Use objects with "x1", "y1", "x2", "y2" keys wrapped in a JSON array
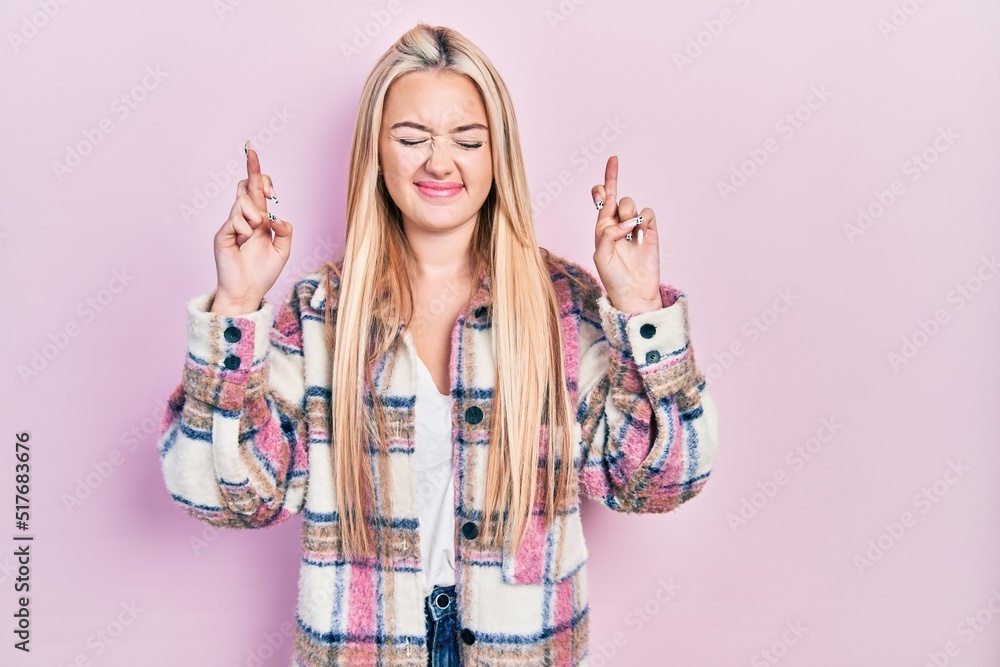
[{"x1": 412, "y1": 212, "x2": 472, "y2": 230}]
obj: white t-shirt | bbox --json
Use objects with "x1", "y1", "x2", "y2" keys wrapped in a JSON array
[{"x1": 402, "y1": 331, "x2": 457, "y2": 597}]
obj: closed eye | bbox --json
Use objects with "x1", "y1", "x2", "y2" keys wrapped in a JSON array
[{"x1": 397, "y1": 139, "x2": 484, "y2": 150}]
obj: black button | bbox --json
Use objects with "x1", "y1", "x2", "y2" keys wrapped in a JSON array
[
  {"x1": 645, "y1": 350, "x2": 660, "y2": 364},
  {"x1": 435, "y1": 592, "x2": 450, "y2": 609},
  {"x1": 224, "y1": 355, "x2": 241, "y2": 370},
  {"x1": 224, "y1": 325, "x2": 242, "y2": 343},
  {"x1": 640, "y1": 323, "x2": 656, "y2": 339},
  {"x1": 464, "y1": 406, "x2": 483, "y2": 424},
  {"x1": 474, "y1": 306, "x2": 488, "y2": 319},
  {"x1": 461, "y1": 521, "x2": 479, "y2": 539},
  {"x1": 461, "y1": 628, "x2": 476, "y2": 645}
]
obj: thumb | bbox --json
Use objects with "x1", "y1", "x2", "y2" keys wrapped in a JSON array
[{"x1": 594, "y1": 216, "x2": 622, "y2": 266}]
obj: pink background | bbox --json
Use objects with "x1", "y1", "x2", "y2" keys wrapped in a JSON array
[{"x1": 3, "y1": 0, "x2": 999, "y2": 665}]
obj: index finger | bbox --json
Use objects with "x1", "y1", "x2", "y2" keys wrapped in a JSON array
[{"x1": 246, "y1": 143, "x2": 267, "y2": 212}]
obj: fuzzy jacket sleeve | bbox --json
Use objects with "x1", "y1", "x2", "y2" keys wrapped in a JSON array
[
  {"x1": 575, "y1": 273, "x2": 719, "y2": 513},
  {"x1": 156, "y1": 282, "x2": 310, "y2": 529}
]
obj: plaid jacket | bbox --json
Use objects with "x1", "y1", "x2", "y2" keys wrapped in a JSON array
[{"x1": 156, "y1": 249, "x2": 719, "y2": 666}]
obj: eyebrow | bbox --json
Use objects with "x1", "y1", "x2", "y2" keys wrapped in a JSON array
[{"x1": 389, "y1": 121, "x2": 488, "y2": 133}]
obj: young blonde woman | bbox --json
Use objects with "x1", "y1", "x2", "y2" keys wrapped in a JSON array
[{"x1": 157, "y1": 22, "x2": 719, "y2": 667}]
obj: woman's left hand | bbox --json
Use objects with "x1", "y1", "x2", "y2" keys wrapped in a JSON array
[{"x1": 591, "y1": 155, "x2": 663, "y2": 314}]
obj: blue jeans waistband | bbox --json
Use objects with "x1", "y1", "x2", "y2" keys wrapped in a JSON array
[
  {"x1": 425, "y1": 583, "x2": 457, "y2": 622},
  {"x1": 424, "y1": 583, "x2": 460, "y2": 666}
]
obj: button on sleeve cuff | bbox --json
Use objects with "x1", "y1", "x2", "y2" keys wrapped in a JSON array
[
  {"x1": 183, "y1": 292, "x2": 274, "y2": 412},
  {"x1": 598, "y1": 284, "x2": 704, "y2": 405}
]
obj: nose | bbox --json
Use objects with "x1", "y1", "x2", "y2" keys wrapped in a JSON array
[{"x1": 424, "y1": 136, "x2": 456, "y2": 177}]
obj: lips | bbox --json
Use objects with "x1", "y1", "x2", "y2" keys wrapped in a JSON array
[{"x1": 415, "y1": 182, "x2": 464, "y2": 199}]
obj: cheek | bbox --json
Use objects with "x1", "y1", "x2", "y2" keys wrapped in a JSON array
[
  {"x1": 470, "y1": 157, "x2": 493, "y2": 190},
  {"x1": 383, "y1": 145, "x2": 417, "y2": 175}
]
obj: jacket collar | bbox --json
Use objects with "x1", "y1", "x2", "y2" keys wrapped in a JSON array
[
  {"x1": 308, "y1": 270, "x2": 331, "y2": 312},
  {"x1": 465, "y1": 263, "x2": 493, "y2": 316},
  {"x1": 308, "y1": 260, "x2": 493, "y2": 320}
]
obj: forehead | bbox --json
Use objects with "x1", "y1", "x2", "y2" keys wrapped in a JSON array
[{"x1": 382, "y1": 70, "x2": 487, "y2": 126}]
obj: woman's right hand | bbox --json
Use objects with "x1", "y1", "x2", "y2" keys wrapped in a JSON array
[{"x1": 211, "y1": 143, "x2": 293, "y2": 315}]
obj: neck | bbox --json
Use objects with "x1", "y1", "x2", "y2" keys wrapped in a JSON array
[{"x1": 403, "y1": 215, "x2": 477, "y2": 282}]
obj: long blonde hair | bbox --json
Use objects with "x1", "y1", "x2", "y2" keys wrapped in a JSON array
[{"x1": 322, "y1": 23, "x2": 580, "y2": 559}]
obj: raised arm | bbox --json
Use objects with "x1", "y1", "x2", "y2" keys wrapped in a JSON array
[
  {"x1": 156, "y1": 281, "x2": 310, "y2": 529},
  {"x1": 575, "y1": 275, "x2": 719, "y2": 513}
]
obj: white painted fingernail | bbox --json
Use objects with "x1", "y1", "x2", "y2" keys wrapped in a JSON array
[
  {"x1": 637, "y1": 228, "x2": 644, "y2": 245},
  {"x1": 625, "y1": 232, "x2": 632, "y2": 241},
  {"x1": 619, "y1": 216, "x2": 641, "y2": 230},
  {"x1": 244, "y1": 139, "x2": 252, "y2": 156}
]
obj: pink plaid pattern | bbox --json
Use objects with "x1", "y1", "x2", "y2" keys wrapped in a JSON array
[{"x1": 157, "y1": 249, "x2": 718, "y2": 665}]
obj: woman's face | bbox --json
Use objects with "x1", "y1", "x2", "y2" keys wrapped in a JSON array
[{"x1": 378, "y1": 70, "x2": 493, "y2": 235}]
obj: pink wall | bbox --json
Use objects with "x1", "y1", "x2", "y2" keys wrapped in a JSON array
[{"x1": 3, "y1": 0, "x2": 999, "y2": 665}]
